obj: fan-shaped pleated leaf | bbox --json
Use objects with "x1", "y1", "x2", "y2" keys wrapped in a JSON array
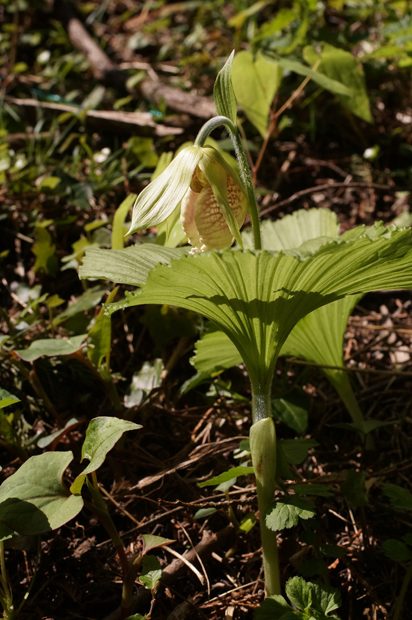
[
  {"x1": 106, "y1": 224, "x2": 412, "y2": 389},
  {"x1": 79, "y1": 244, "x2": 188, "y2": 286}
]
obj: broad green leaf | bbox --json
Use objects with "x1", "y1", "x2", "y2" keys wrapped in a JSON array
[
  {"x1": 88, "y1": 288, "x2": 118, "y2": 368},
  {"x1": 214, "y1": 50, "x2": 237, "y2": 126},
  {"x1": 232, "y1": 51, "x2": 281, "y2": 137},
  {"x1": 286, "y1": 576, "x2": 312, "y2": 612},
  {"x1": 280, "y1": 439, "x2": 318, "y2": 465},
  {"x1": 0, "y1": 522, "x2": 16, "y2": 542},
  {"x1": 32, "y1": 226, "x2": 57, "y2": 276},
  {"x1": 341, "y1": 471, "x2": 368, "y2": 507},
  {"x1": 239, "y1": 511, "x2": 257, "y2": 533},
  {"x1": 104, "y1": 222, "x2": 412, "y2": 391},
  {"x1": 303, "y1": 43, "x2": 372, "y2": 122},
  {"x1": 272, "y1": 398, "x2": 308, "y2": 435},
  {"x1": 191, "y1": 328, "x2": 241, "y2": 374},
  {"x1": 141, "y1": 534, "x2": 174, "y2": 554},
  {"x1": 112, "y1": 194, "x2": 136, "y2": 250},
  {"x1": 0, "y1": 388, "x2": 20, "y2": 410},
  {"x1": 382, "y1": 539, "x2": 412, "y2": 562},
  {"x1": 383, "y1": 483, "x2": 412, "y2": 511},
  {"x1": 198, "y1": 466, "x2": 254, "y2": 488},
  {"x1": 0, "y1": 452, "x2": 83, "y2": 535},
  {"x1": 253, "y1": 8, "x2": 297, "y2": 42},
  {"x1": 15, "y1": 334, "x2": 87, "y2": 362},
  {"x1": 80, "y1": 245, "x2": 188, "y2": 286},
  {"x1": 139, "y1": 555, "x2": 162, "y2": 590},
  {"x1": 266, "y1": 497, "x2": 316, "y2": 531},
  {"x1": 70, "y1": 417, "x2": 141, "y2": 494},
  {"x1": 268, "y1": 56, "x2": 353, "y2": 96}
]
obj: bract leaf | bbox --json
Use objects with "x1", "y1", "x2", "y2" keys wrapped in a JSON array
[
  {"x1": 105, "y1": 224, "x2": 412, "y2": 390},
  {"x1": 79, "y1": 245, "x2": 188, "y2": 286},
  {"x1": 232, "y1": 51, "x2": 281, "y2": 137},
  {"x1": 71, "y1": 417, "x2": 141, "y2": 494},
  {"x1": 0, "y1": 452, "x2": 83, "y2": 534},
  {"x1": 198, "y1": 466, "x2": 254, "y2": 488},
  {"x1": 15, "y1": 334, "x2": 87, "y2": 362},
  {"x1": 214, "y1": 50, "x2": 237, "y2": 125},
  {"x1": 127, "y1": 146, "x2": 203, "y2": 234}
]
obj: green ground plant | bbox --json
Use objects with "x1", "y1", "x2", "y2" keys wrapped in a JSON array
[{"x1": 79, "y1": 52, "x2": 412, "y2": 613}]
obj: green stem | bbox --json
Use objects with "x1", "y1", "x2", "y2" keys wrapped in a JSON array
[
  {"x1": 393, "y1": 560, "x2": 412, "y2": 620},
  {"x1": 194, "y1": 116, "x2": 262, "y2": 251},
  {"x1": 249, "y1": 383, "x2": 280, "y2": 597},
  {"x1": 0, "y1": 541, "x2": 15, "y2": 620}
]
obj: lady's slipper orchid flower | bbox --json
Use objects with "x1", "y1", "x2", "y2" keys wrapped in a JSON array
[{"x1": 127, "y1": 145, "x2": 248, "y2": 252}]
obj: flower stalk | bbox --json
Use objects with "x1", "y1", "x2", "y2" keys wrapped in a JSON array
[{"x1": 194, "y1": 116, "x2": 262, "y2": 251}]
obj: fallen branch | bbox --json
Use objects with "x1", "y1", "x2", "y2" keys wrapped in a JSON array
[
  {"x1": 6, "y1": 97, "x2": 184, "y2": 137},
  {"x1": 102, "y1": 524, "x2": 235, "y2": 620},
  {"x1": 52, "y1": 0, "x2": 216, "y2": 120}
]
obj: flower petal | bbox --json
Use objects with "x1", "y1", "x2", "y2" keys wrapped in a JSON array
[
  {"x1": 127, "y1": 146, "x2": 203, "y2": 235},
  {"x1": 180, "y1": 187, "x2": 202, "y2": 252}
]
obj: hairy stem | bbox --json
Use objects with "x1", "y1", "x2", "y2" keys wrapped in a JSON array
[{"x1": 194, "y1": 116, "x2": 262, "y2": 250}]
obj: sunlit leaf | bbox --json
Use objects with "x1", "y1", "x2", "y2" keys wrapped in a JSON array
[
  {"x1": 0, "y1": 388, "x2": 20, "y2": 410},
  {"x1": 232, "y1": 51, "x2": 281, "y2": 137},
  {"x1": 0, "y1": 452, "x2": 83, "y2": 535},
  {"x1": 112, "y1": 194, "x2": 136, "y2": 250},
  {"x1": 266, "y1": 497, "x2": 316, "y2": 530},
  {"x1": 198, "y1": 466, "x2": 254, "y2": 488},
  {"x1": 88, "y1": 288, "x2": 119, "y2": 368},
  {"x1": 139, "y1": 555, "x2": 162, "y2": 590},
  {"x1": 303, "y1": 43, "x2": 372, "y2": 122},
  {"x1": 15, "y1": 334, "x2": 87, "y2": 362},
  {"x1": 70, "y1": 417, "x2": 141, "y2": 494}
]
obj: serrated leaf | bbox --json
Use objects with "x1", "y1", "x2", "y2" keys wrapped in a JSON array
[
  {"x1": 0, "y1": 452, "x2": 83, "y2": 535},
  {"x1": 15, "y1": 334, "x2": 87, "y2": 362},
  {"x1": 266, "y1": 497, "x2": 316, "y2": 531},
  {"x1": 139, "y1": 555, "x2": 162, "y2": 590},
  {"x1": 70, "y1": 418, "x2": 141, "y2": 494},
  {"x1": 141, "y1": 534, "x2": 174, "y2": 554},
  {"x1": 383, "y1": 483, "x2": 412, "y2": 511},
  {"x1": 254, "y1": 594, "x2": 297, "y2": 619},
  {"x1": 286, "y1": 576, "x2": 312, "y2": 611},
  {"x1": 383, "y1": 539, "x2": 412, "y2": 562},
  {"x1": 303, "y1": 43, "x2": 372, "y2": 122},
  {"x1": 0, "y1": 388, "x2": 20, "y2": 410},
  {"x1": 232, "y1": 51, "x2": 281, "y2": 137},
  {"x1": 198, "y1": 466, "x2": 254, "y2": 488},
  {"x1": 341, "y1": 471, "x2": 368, "y2": 507},
  {"x1": 310, "y1": 581, "x2": 342, "y2": 615},
  {"x1": 214, "y1": 50, "x2": 237, "y2": 125}
]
